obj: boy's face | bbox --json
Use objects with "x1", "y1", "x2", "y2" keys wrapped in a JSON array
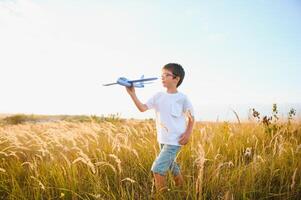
[{"x1": 161, "y1": 68, "x2": 179, "y2": 88}]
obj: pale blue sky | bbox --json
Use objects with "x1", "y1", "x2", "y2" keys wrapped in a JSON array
[{"x1": 0, "y1": 0, "x2": 300, "y2": 121}]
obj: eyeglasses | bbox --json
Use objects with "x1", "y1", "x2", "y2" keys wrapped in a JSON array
[{"x1": 161, "y1": 73, "x2": 176, "y2": 78}]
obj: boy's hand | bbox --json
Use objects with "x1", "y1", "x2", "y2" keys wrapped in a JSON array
[
  {"x1": 125, "y1": 86, "x2": 135, "y2": 96},
  {"x1": 179, "y1": 132, "x2": 191, "y2": 145}
]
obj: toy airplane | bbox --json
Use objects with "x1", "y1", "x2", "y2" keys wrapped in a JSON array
[{"x1": 103, "y1": 75, "x2": 158, "y2": 88}]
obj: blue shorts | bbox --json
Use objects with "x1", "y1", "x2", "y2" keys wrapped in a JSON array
[{"x1": 151, "y1": 144, "x2": 181, "y2": 176}]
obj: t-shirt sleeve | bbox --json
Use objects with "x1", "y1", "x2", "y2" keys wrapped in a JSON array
[
  {"x1": 183, "y1": 97, "x2": 195, "y2": 117},
  {"x1": 146, "y1": 92, "x2": 159, "y2": 110}
]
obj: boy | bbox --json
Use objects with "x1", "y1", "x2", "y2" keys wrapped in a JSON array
[{"x1": 125, "y1": 63, "x2": 195, "y2": 192}]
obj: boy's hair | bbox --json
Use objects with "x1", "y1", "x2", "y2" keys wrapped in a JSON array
[{"x1": 163, "y1": 63, "x2": 185, "y2": 87}]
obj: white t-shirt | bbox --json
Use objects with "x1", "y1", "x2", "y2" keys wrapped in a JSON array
[{"x1": 146, "y1": 91, "x2": 194, "y2": 146}]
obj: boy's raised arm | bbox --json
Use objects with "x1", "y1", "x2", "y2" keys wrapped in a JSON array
[{"x1": 125, "y1": 86, "x2": 148, "y2": 112}]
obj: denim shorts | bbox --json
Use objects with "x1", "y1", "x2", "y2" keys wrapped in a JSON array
[{"x1": 151, "y1": 144, "x2": 181, "y2": 176}]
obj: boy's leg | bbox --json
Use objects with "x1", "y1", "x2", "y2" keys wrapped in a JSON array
[
  {"x1": 151, "y1": 144, "x2": 181, "y2": 192},
  {"x1": 170, "y1": 161, "x2": 184, "y2": 187},
  {"x1": 173, "y1": 173, "x2": 184, "y2": 187},
  {"x1": 153, "y1": 173, "x2": 167, "y2": 192}
]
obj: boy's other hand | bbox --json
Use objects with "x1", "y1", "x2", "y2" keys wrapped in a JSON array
[
  {"x1": 125, "y1": 86, "x2": 135, "y2": 96},
  {"x1": 179, "y1": 132, "x2": 190, "y2": 145}
]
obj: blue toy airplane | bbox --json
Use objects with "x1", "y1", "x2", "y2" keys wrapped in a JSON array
[{"x1": 103, "y1": 75, "x2": 158, "y2": 88}]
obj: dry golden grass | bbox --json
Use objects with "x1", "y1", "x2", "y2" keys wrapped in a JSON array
[{"x1": 0, "y1": 117, "x2": 300, "y2": 199}]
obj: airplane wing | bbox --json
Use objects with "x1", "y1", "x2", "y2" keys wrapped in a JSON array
[
  {"x1": 128, "y1": 77, "x2": 158, "y2": 83},
  {"x1": 103, "y1": 82, "x2": 118, "y2": 86}
]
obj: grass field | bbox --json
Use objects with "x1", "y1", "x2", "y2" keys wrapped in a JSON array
[{"x1": 0, "y1": 113, "x2": 300, "y2": 199}]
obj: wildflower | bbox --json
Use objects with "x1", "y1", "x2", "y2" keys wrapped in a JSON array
[{"x1": 244, "y1": 147, "x2": 252, "y2": 157}]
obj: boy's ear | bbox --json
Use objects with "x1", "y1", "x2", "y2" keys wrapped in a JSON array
[{"x1": 174, "y1": 76, "x2": 180, "y2": 83}]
